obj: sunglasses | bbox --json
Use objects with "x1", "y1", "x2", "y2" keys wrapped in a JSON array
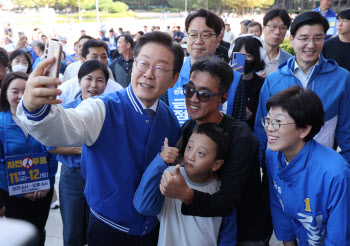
[{"x1": 183, "y1": 84, "x2": 223, "y2": 103}]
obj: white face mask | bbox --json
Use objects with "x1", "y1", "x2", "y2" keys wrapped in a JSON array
[{"x1": 12, "y1": 64, "x2": 28, "y2": 73}]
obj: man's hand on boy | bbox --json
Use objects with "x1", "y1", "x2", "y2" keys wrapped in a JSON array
[
  {"x1": 160, "y1": 164, "x2": 194, "y2": 204},
  {"x1": 160, "y1": 138, "x2": 179, "y2": 165}
]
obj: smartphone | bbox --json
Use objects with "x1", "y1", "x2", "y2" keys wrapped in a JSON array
[
  {"x1": 231, "y1": 52, "x2": 246, "y2": 73},
  {"x1": 44, "y1": 40, "x2": 62, "y2": 79},
  {"x1": 18, "y1": 31, "x2": 25, "y2": 37}
]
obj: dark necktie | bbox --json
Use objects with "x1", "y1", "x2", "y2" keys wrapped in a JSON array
[{"x1": 144, "y1": 109, "x2": 155, "y2": 117}]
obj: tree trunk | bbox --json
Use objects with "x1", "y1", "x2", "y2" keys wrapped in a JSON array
[
  {"x1": 301, "y1": 0, "x2": 304, "y2": 9},
  {"x1": 337, "y1": 0, "x2": 341, "y2": 9},
  {"x1": 347, "y1": 0, "x2": 350, "y2": 7},
  {"x1": 281, "y1": 0, "x2": 286, "y2": 8},
  {"x1": 313, "y1": 0, "x2": 316, "y2": 8}
]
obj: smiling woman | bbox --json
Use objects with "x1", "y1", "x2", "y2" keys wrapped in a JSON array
[
  {"x1": 0, "y1": 72, "x2": 58, "y2": 246},
  {"x1": 264, "y1": 86, "x2": 350, "y2": 245}
]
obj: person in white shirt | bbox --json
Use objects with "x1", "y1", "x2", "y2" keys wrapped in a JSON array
[
  {"x1": 62, "y1": 35, "x2": 93, "y2": 82},
  {"x1": 223, "y1": 23, "x2": 235, "y2": 42},
  {"x1": 59, "y1": 39, "x2": 122, "y2": 104}
]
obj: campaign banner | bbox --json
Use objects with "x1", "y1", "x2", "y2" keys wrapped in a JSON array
[
  {"x1": 6, "y1": 152, "x2": 50, "y2": 196},
  {"x1": 326, "y1": 17, "x2": 337, "y2": 36}
]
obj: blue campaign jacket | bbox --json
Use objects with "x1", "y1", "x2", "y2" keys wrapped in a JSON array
[
  {"x1": 167, "y1": 56, "x2": 242, "y2": 125},
  {"x1": 266, "y1": 140, "x2": 350, "y2": 245},
  {"x1": 255, "y1": 55, "x2": 350, "y2": 163},
  {"x1": 81, "y1": 87, "x2": 181, "y2": 236},
  {"x1": 0, "y1": 110, "x2": 58, "y2": 194}
]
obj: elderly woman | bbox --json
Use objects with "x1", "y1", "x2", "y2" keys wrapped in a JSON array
[{"x1": 262, "y1": 86, "x2": 350, "y2": 245}]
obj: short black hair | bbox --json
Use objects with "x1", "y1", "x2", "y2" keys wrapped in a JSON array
[
  {"x1": 240, "y1": 19, "x2": 252, "y2": 27},
  {"x1": 0, "y1": 72, "x2": 28, "y2": 112},
  {"x1": 78, "y1": 60, "x2": 109, "y2": 83},
  {"x1": 82, "y1": 39, "x2": 108, "y2": 58},
  {"x1": 119, "y1": 34, "x2": 134, "y2": 48},
  {"x1": 290, "y1": 11, "x2": 329, "y2": 36},
  {"x1": 36, "y1": 42, "x2": 45, "y2": 52},
  {"x1": 41, "y1": 34, "x2": 47, "y2": 38},
  {"x1": 185, "y1": 8, "x2": 222, "y2": 36},
  {"x1": 192, "y1": 123, "x2": 229, "y2": 160},
  {"x1": 9, "y1": 49, "x2": 33, "y2": 74},
  {"x1": 137, "y1": 31, "x2": 144, "y2": 36},
  {"x1": 247, "y1": 21, "x2": 263, "y2": 32},
  {"x1": 133, "y1": 31, "x2": 184, "y2": 75},
  {"x1": 266, "y1": 86, "x2": 325, "y2": 142},
  {"x1": 0, "y1": 47, "x2": 10, "y2": 68},
  {"x1": 190, "y1": 57, "x2": 233, "y2": 94},
  {"x1": 79, "y1": 35, "x2": 93, "y2": 42},
  {"x1": 337, "y1": 9, "x2": 350, "y2": 20},
  {"x1": 263, "y1": 8, "x2": 291, "y2": 28},
  {"x1": 232, "y1": 36, "x2": 266, "y2": 72}
]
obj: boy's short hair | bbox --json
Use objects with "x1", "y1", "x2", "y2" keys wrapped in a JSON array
[
  {"x1": 0, "y1": 47, "x2": 10, "y2": 68},
  {"x1": 82, "y1": 39, "x2": 108, "y2": 58},
  {"x1": 193, "y1": 123, "x2": 229, "y2": 160},
  {"x1": 337, "y1": 9, "x2": 350, "y2": 20},
  {"x1": 190, "y1": 57, "x2": 233, "y2": 95},
  {"x1": 266, "y1": 86, "x2": 325, "y2": 142},
  {"x1": 133, "y1": 31, "x2": 184, "y2": 75},
  {"x1": 247, "y1": 21, "x2": 262, "y2": 32},
  {"x1": 263, "y1": 9, "x2": 291, "y2": 28},
  {"x1": 290, "y1": 11, "x2": 329, "y2": 36}
]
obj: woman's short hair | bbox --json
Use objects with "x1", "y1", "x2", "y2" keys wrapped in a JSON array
[
  {"x1": 9, "y1": 49, "x2": 33, "y2": 74},
  {"x1": 0, "y1": 72, "x2": 28, "y2": 112},
  {"x1": 78, "y1": 60, "x2": 109, "y2": 83},
  {"x1": 232, "y1": 36, "x2": 266, "y2": 72},
  {"x1": 266, "y1": 86, "x2": 325, "y2": 142}
]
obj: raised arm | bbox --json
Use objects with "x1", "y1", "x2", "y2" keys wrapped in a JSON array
[{"x1": 16, "y1": 58, "x2": 106, "y2": 147}]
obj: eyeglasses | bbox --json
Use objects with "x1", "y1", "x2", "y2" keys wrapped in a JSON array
[
  {"x1": 183, "y1": 84, "x2": 223, "y2": 103},
  {"x1": 295, "y1": 37, "x2": 325, "y2": 45},
  {"x1": 187, "y1": 32, "x2": 217, "y2": 41},
  {"x1": 265, "y1": 24, "x2": 288, "y2": 32},
  {"x1": 135, "y1": 59, "x2": 173, "y2": 78},
  {"x1": 261, "y1": 117, "x2": 295, "y2": 130}
]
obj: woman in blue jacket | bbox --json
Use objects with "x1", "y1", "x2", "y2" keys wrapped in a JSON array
[
  {"x1": 49, "y1": 60, "x2": 109, "y2": 246},
  {"x1": 262, "y1": 86, "x2": 350, "y2": 246},
  {"x1": 0, "y1": 72, "x2": 58, "y2": 246}
]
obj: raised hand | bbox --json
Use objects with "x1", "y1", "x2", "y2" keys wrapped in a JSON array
[
  {"x1": 22, "y1": 58, "x2": 62, "y2": 112},
  {"x1": 160, "y1": 138, "x2": 179, "y2": 164}
]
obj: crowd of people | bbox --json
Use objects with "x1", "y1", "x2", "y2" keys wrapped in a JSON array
[{"x1": 0, "y1": 1, "x2": 350, "y2": 245}]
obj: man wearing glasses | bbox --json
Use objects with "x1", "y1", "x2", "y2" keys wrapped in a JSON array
[
  {"x1": 260, "y1": 9, "x2": 293, "y2": 78},
  {"x1": 255, "y1": 11, "x2": 350, "y2": 167},
  {"x1": 166, "y1": 8, "x2": 246, "y2": 126},
  {"x1": 16, "y1": 32, "x2": 184, "y2": 245}
]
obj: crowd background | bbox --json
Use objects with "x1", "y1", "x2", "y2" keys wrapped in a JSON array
[{"x1": 1, "y1": 1, "x2": 350, "y2": 245}]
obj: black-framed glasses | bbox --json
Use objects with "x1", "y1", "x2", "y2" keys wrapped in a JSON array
[
  {"x1": 261, "y1": 117, "x2": 295, "y2": 130},
  {"x1": 265, "y1": 24, "x2": 288, "y2": 32},
  {"x1": 187, "y1": 32, "x2": 217, "y2": 41},
  {"x1": 135, "y1": 59, "x2": 173, "y2": 78},
  {"x1": 183, "y1": 84, "x2": 223, "y2": 103},
  {"x1": 295, "y1": 36, "x2": 325, "y2": 45}
]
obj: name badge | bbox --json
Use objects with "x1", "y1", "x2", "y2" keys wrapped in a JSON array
[{"x1": 6, "y1": 152, "x2": 50, "y2": 196}]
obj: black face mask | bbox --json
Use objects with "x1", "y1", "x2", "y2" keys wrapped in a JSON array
[{"x1": 244, "y1": 59, "x2": 256, "y2": 74}]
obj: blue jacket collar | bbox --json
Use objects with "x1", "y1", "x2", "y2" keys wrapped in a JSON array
[
  {"x1": 126, "y1": 85, "x2": 159, "y2": 115},
  {"x1": 278, "y1": 54, "x2": 338, "y2": 77},
  {"x1": 276, "y1": 140, "x2": 315, "y2": 183}
]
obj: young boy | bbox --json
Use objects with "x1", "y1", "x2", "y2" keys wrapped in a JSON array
[{"x1": 133, "y1": 123, "x2": 237, "y2": 246}]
